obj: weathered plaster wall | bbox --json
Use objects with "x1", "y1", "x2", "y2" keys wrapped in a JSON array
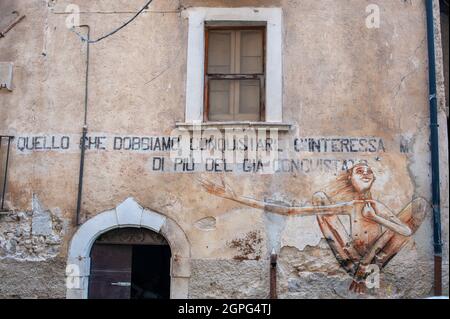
[{"x1": 0, "y1": 0, "x2": 448, "y2": 298}]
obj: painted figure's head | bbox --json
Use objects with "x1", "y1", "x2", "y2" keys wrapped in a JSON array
[
  {"x1": 330, "y1": 162, "x2": 375, "y2": 200},
  {"x1": 349, "y1": 163, "x2": 375, "y2": 194}
]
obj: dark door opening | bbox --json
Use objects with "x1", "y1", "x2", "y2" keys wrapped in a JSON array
[
  {"x1": 88, "y1": 228, "x2": 171, "y2": 299},
  {"x1": 131, "y1": 245, "x2": 171, "y2": 299}
]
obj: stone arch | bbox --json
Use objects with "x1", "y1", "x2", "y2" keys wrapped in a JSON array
[{"x1": 66, "y1": 198, "x2": 190, "y2": 299}]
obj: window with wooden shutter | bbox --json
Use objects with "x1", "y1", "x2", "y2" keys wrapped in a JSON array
[{"x1": 205, "y1": 26, "x2": 265, "y2": 122}]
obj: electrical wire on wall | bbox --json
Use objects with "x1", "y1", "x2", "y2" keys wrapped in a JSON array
[
  {"x1": 71, "y1": 0, "x2": 154, "y2": 44},
  {"x1": 72, "y1": 0, "x2": 154, "y2": 225}
]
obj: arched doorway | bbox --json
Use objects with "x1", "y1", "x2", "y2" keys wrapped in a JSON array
[
  {"x1": 66, "y1": 198, "x2": 191, "y2": 299},
  {"x1": 88, "y1": 228, "x2": 171, "y2": 299}
]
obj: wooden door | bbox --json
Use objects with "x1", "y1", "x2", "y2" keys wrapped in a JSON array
[{"x1": 88, "y1": 244, "x2": 132, "y2": 299}]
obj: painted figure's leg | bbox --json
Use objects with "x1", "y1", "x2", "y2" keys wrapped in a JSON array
[
  {"x1": 356, "y1": 198, "x2": 430, "y2": 276},
  {"x1": 313, "y1": 192, "x2": 361, "y2": 276},
  {"x1": 375, "y1": 198, "x2": 429, "y2": 267}
]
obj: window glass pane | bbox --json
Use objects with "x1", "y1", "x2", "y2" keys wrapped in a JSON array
[
  {"x1": 240, "y1": 31, "x2": 263, "y2": 74},
  {"x1": 208, "y1": 31, "x2": 232, "y2": 74},
  {"x1": 209, "y1": 80, "x2": 233, "y2": 121},
  {"x1": 238, "y1": 80, "x2": 260, "y2": 120}
]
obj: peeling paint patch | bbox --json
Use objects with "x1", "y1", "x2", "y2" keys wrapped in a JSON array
[
  {"x1": 0, "y1": 196, "x2": 66, "y2": 261},
  {"x1": 280, "y1": 215, "x2": 323, "y2": 251},
  {"x1": 279, "y1": 242, "x2": 343, "y2": 276},
  {"x1": 263, "y1": 211, "x2": 287, "y2": 252},
  {"x1": 32, "y1": 209, "x2": 53, "y2": 236},
  {"x1": 228, "y1": 230, "x2": 263, "y2": 261}
]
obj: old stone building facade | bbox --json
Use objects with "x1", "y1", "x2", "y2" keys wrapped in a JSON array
[{"x1": 0, "y1": 0, "x2": 449, "y2": 299}]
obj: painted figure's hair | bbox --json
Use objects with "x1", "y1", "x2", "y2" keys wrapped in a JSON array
[{"x1": 328, "y1": 162, "x2": 374, "y2": 201}]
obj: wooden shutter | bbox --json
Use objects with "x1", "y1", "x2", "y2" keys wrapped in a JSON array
[{"x1": 206, "y1": 27, "x2": 265, "y2": 121}]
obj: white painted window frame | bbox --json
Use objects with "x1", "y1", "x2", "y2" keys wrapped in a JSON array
[{"x1": 184, "y1": 7, "x2": 284, "y2": 123}]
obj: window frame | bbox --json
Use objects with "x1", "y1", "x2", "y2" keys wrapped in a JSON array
[
  {"x1": 183, "y1": 7, "x2": 284, "y2": 125},
  {"x1": 204, "y1": 25, "x2": 266, "y2": 122},
  {"x1": 0, "y1": 135, "x2": 13, "y2": 212}
]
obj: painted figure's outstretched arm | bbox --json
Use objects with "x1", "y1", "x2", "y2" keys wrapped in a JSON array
[
  {"x1": 198, "y1": 178, "x2": 352, "y2": 216},
  {"x1": 362, "y1": 200, "x2": 412, "y2": 236}
]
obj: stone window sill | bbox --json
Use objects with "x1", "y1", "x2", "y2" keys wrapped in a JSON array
[{"x1": 175, "y1": 122, "x2": 292, "y2": 132}]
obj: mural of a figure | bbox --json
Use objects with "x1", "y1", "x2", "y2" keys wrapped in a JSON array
[{"x1": 199, "y1": 163, "x2": 430, "y2": 294}]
